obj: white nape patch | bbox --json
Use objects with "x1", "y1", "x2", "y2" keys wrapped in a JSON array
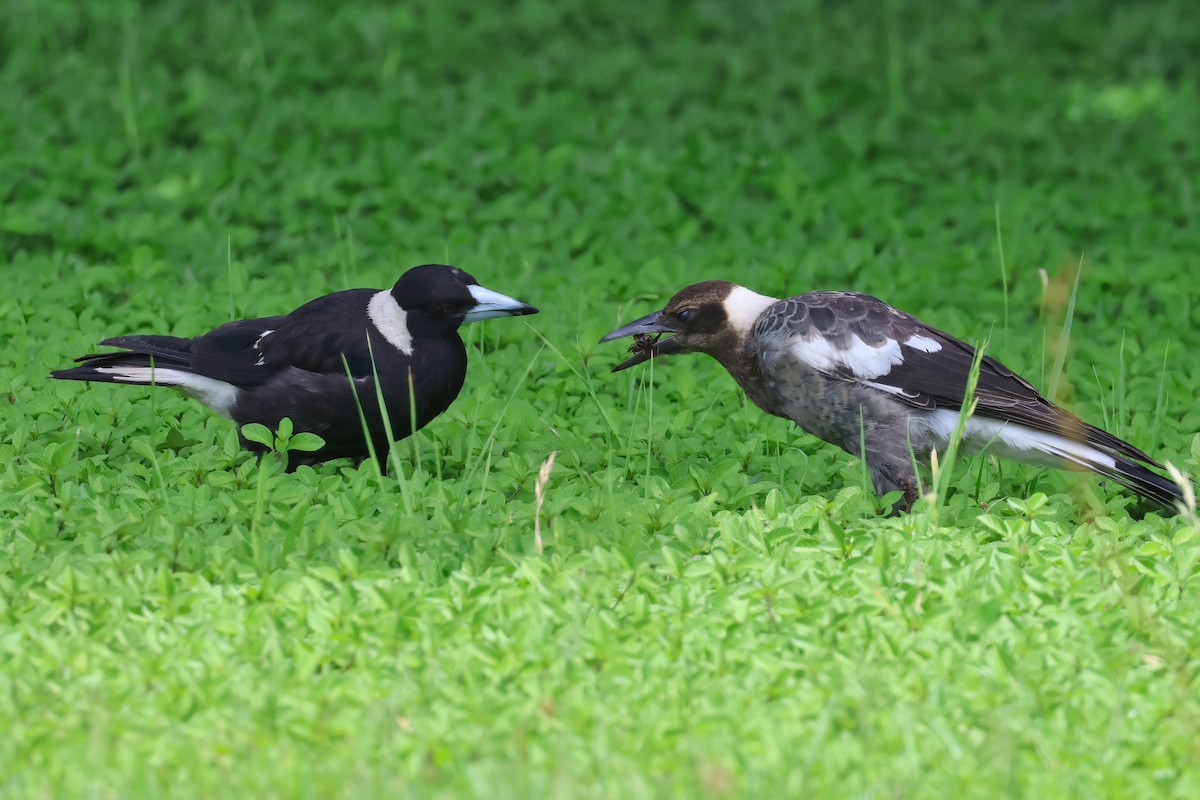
[
  {"x1": 904, "y1": 334, "x2": 942, "y2": 353},
  {"x1": 95, "y1": 367, "x2": 238, "y2": 419},
  {"x1": 917, "y1": 409, "x2": 1117, "y2": 471},
  {"x1": 367, "y1": 290, "x2": 413, "y2": 355},
  {"x1": 796, "y1": 335, "x2": 904, "y2": 380},
  {"x1": 722, "y1": 286, "x2": 778, "y2": 335}
]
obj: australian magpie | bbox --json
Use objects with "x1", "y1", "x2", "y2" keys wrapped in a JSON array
[
  {"x1": 602, "y1": 281, "x2": 1188, "y2": 512},
  {"x1": 53, "y1": 264, "x2": 538, "y2": 469}
]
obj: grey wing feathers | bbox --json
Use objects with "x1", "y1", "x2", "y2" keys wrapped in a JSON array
[{"x1": 754, "y1": 292, "x2": 1159, "y2": 466}]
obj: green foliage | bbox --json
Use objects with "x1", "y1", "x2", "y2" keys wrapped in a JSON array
[
  {"x1": 3, "y1": 0, "x2": 1200, "y2": 797},
  {"x1": 242, "y1": 417, "x2": 326, "y2": 472}
]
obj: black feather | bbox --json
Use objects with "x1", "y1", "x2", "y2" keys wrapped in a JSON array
[{"x1": 50, "y1": 265, "x2": 537, "y2": 469}]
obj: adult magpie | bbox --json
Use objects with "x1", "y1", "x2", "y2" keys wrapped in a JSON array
[
  {"x1": 602, "y1": 280, "x2": 1187, "y2": 512},
  {"x1": 53, "y1": 264, "x2": 538, "y2": 469}
]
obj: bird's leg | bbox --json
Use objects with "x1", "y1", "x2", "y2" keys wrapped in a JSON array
[
  {"x1": 899, "y1": 477, "x2": 921, "y2": 514},
  {"x1": 870, "y1": 459, "x2": 921, "y2": 516}
]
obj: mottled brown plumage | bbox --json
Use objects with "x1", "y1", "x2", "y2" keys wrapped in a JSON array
[{"x1": 603, "y1": 282, "x2": 1185, "y2": 512}]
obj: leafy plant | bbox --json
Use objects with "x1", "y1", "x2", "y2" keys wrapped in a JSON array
[{"x1": 240, "y1": 418, "x2": 326, "y2": 471}]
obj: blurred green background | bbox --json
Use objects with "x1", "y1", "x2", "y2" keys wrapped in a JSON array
[{"x1": 3, "y1": 1, "x2": 1200, "y2": 797}]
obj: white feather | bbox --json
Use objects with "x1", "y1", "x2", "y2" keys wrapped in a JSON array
[
  {"x1": 793, "y1": 329, "x2": 942, "y2": 382},
  {"x1": 722, "y1": 287, "x2": 778, "y2": 336},
  {"x1": 917, "y1": 409, "x2": 1117, "y2": 470},
  {"x1": 863, "y1": 380, "x2": 914, "y2": 397},
  {"x1": 366, "y1": 290, "x2": 414, "y2": 355},
  {"x1": 904, "y1": 334, "x2": 942, "y2": 353},
  {"x1": 795, "y1": 335, "x2": 904, "y2": 379},
  {"x1": 95, "y1": 367, "x2": 238, "y2": 419}
]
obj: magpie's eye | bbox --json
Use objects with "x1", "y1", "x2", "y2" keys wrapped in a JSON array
[{"x1": 677, "y1": 308, "x2": 695, "y2": 323}]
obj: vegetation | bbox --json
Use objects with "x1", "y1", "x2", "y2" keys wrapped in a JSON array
[{"x1": 3, "y1": 0, "x2": 1199, "y2": 796}]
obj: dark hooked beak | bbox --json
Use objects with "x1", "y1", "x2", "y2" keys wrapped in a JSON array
[{"x1": 599, "y1": 310, "x2": 682, "y2": 372}]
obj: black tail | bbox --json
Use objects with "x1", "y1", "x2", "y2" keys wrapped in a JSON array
[
  {"x1": 1070, "y1": 418, "x2": 1191, "y2": 512},
  {"x1": 1091, "y1": 454, "x2": 1190, "y2": 512},
  {"x1": 51, "y1": 335, "x2": 194, "y2": 385}
]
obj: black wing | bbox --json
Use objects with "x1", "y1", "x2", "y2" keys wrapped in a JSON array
[
  {"x1": 181, "y1": 316, "x2": 288, "y2": 384},
  {"x1": 254, "y1": 289, "x2": 385, "y2": 377},
  {"x1": 77, "y1": 290, "x2": 389, "y2": 386},
  {"x1": 754, "y1": 291, "x2": 1157, "y2": 465}
]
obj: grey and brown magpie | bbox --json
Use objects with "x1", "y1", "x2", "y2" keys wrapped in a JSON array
[
  {"x1": 602, "y1": 281, "x2": 1187, "y2": 512},
  {"x1": 53, "y1": 264, "x2": 537, "y2": 469}
]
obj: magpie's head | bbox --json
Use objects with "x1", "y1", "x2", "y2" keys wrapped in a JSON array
[
  {"x1": 392, "y1": 265, "x2": 538, "y2": 326},
  {"x1": 600, "y1": 281, "x2": 777, "y2": 371}
]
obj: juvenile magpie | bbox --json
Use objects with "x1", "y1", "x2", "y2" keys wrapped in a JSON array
[
  {"x1": 602, "y1": 281, "x2": 1187, "y2": 512},
  {"x1": 53, "y1": 264, "x2": 538, "y2": 469}
]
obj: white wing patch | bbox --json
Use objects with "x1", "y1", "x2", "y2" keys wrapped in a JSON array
[
  {"x1": 917, "y1": 410, "x2": 1117, "y2": 470},
  {"x1": 793, "y1": 330, "x2": 943, "y2": 381},
  {"x1": 366, "y1": 290, "x2": 414, "y2": 355},
  {"x1": 95, "y1": 366, "x2": 238, "y2": 419},
  {"x1": 795, "y1": 335, "x2": 904, "y2": 379},
  {"x1": 904, "y1": 334, "x2": 942, "y2": 353}
]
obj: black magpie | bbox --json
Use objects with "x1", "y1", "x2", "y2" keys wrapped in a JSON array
[
  {"x1": 602, "y1": 281, "x2": 1187, "y2": 512},
  {"x1": 53, "y1": 264, "x2": 538, "y2": 469}
]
